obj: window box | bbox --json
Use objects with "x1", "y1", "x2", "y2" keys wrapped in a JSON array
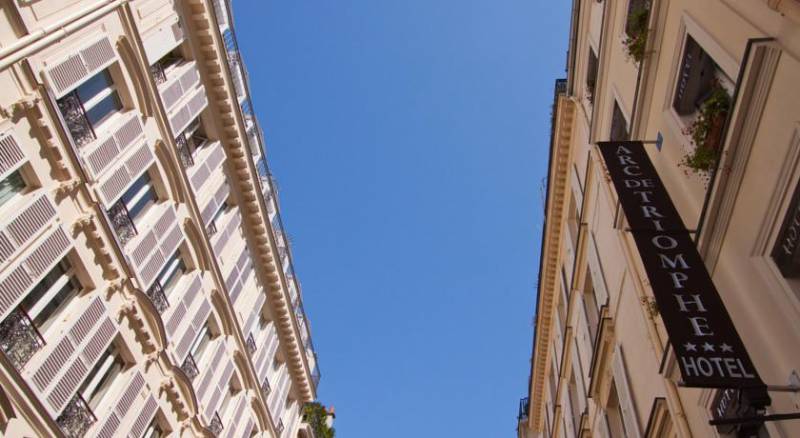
[
  {"x1": 623, "y1": 0, "x2": 650, "y2": 63},
  {"x1": 679, "y1": 83, "x2": 730, "y2": 177}
]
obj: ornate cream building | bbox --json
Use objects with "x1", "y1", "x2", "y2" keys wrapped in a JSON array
[
  {"x1": 0, "y1": 0, "x2": 324, "y2": 437},
  {"x1": 519, "y1": 0, "x2": 800, "y2": 437}
]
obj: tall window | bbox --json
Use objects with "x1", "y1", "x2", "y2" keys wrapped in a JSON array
[
  {"x1": 150, "y1": 50, "x2": 184, "y2": 85},
  {"x1": 142, "y1": 419, "x2": 164, "y2": 438},
  {"x1": 0, "y1": 259, "x2": 81, "y2": 369},
  {"x1": 154, "y1": 252, "x2": 186, "y2": 297},
  {"x1": 582, "y1": 272, "x2": 601, "y2": 342},
  {"x1": 568, "y1": 373, "x2": 581, "y2": 433},
  {"x1": 189, "y1": 324, "x2": 212, "y2": 365},
  {"x1": 606, "y1": 383, "x2": 628, "y2": 437},
  {"x1": 57, "y1": 70, "x2": 122, "y2": 147},
  {"x1": 175, "y1": 118, "x2": 209, "y2": 168},
  {"x1": 567, "y1": 193, "x2": 580, "y2": 249},
  {"x1": 0, "y1": 170, "x2": 26, "y2": 209},
  {"x1": 107, "y1": 173, "x2": 157, "y2": 245},
  {"x1": 673, "y1": 35, "x2": 730, "y2": 116},
  {"x1": 208, "y1": 202, "x2": 228, "y2": 236},
  {"x1": 79, "y1": 344, "x2": 124, "y2": 411},
  {"x1": 586, "y1": 48, "x2": 599, "y2": 104},
  {"x1": 610, "y1": 100, "x2": 629, "y2": 141}
]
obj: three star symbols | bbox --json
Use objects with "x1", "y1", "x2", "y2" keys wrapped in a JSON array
[{"x1": 683, "y1": 342, "x2": 734, "y2": 353}]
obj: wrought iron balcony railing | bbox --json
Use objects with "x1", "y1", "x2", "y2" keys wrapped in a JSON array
[
  {"x1": 56, "y1": 395, "x2": 96, "y2": 438},
  {"x1": 518, "y1": 397, "x2": 530, "y2": 422},
  {"x1": 107, "y1": 200, "x2": 137, "y2": 246},
  {"x1": 0, "y1": 307, "x2": 46, "y2": 370},
  {"x1": 175, "y1": 133, "x2": 195, "y2": 168},
  {"x1": 207, "y1": 220, "x2": 218, "y2": 237},
  {"x1": 57, "y1": 91, "x2": 96, "y2": 148},
  {"x1": 145, "y1": 281, "x2": 169, "y2": 314},
  {"x1": 246, "y1": 333, "x2": 256, "y2": 355},
  {"x1": 150, "y1": 62, "x2": 168, "y2": 85},
  {"x1": 209, "y1": 412, "x2": 224, "y2": 436},
  {"x1": 181, "y1": 353, "x2": 200, "y2": 381}
]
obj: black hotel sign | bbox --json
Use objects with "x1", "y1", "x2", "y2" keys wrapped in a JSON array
[{"x1": 599, "y1": 141, "x2": 768, "y2": 402}]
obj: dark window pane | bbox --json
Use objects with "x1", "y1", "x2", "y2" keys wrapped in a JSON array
[
  {"x1": 76, "y1": 71, "x2": 114, "y2": 103},
  {"x1": 0, "y1": 170, "x2": 25, "y2": 209},
  {"x1": 85, "y1": 92, "x2": 122, "y2": 127}
]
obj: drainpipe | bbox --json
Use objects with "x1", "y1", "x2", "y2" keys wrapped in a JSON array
[{"x1": 0, "y1": 0, "x2": 129, "y2": 71}]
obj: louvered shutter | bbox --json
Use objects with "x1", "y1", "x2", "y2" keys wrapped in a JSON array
[
  {"x1": 553, "y1": 312, "x2": 564, "y2": 372},
  {"x1": 168, "y1": 86, "x2": 208, "y2": 137},
  {"x1": 125, "y1": 204, "x2": 185, "y2": 291},
  {"x1": 613, "y1": 345, "x2": 642, "y2": 438},
  {"x1": 577, "y1": 295, "x2": 593, "y2": 378},
  {"x1": 128, "y1": 396, "x2": 158, "y2": 438},
  {"x1": 572, "y1": 344, "x2": 587, "y2": 415},
  {"x1": 562, "y1": 388, "x2": 575, "y2": 438},
  {"x1": 195, "y1": 342, "x2": 225, "y2": 401},
  {"x1": 0, "y1": 223, "x2": 67, "y2": 319},
  {"x1": 25, "y1": 296, "x2": 117, "y2": 416},
  {"x1": 44, "y1": 35, "x2": 116, "y2": 98},
  {"x1": 223, "y1": 395, "x2": 248, "y2": 438},
  {"x1": 81, "y1": 113, "x2": 146, "y2": 181},
  {"x1": 142, "y1": 14, "x2": 185, "y2": 64},
  {"x1": 0, "y1": 131, "x2": 26, "y2": 179},
  {"x1": 596, "y1": 413, "x2": 611, "y2": 438},
  {"x1": 203, "y1": 360, "x2": 234, "y2": 422},
  {"x1": 95, "y1": 142, "x2": 155, "y2": 207},
  {"x1": 588, "y1": 234, "x2": 609, "y2": 305}
]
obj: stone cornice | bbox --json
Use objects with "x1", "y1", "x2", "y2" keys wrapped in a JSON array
[
  {"x1": 186, "y1": 0, "x2": 316, "y2": 403},
  {"x1": 529, "y1": 96, "x2": 575, "y2": 432}
]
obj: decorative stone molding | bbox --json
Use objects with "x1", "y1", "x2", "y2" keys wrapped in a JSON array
[
  {"x1": 184, "y1": 0, "x2": 316, "y2": 403},
  {"x1": 71, "y1": 213, "x2": 122, "y2": 281}
]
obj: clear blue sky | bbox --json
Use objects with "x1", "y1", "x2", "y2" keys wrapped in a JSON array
[{"x1": 232, "y1": 1, "x2": 571, "y2": 436}]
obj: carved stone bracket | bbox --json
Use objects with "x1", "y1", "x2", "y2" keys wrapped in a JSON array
[
  {"x1": 160, "y1": 379, "x2": 190, "y2": 421},
  {"x1": 71, "y1": 213, "x2": 122, "y2": 281}
]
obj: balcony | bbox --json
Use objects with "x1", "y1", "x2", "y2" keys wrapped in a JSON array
[
  {"x1": 518, "y1": 397, "x2": 530, "y2": 422},
  {"x1": 56, "y1": 395, "x2": 96, "y2": 438},
  {"x1": 209, "y1": 412, "x2": 223, "y2": 436},
  {"x1": 228, "y1": 54, "x2": 247, "y2": 103},
  {"x1": 0, "y1": 307, "x2": 45, "y2": 370},
  {"x1": 174, "y1": 133, "x2": 195, "y2": 168},
  {"x1": 57, "y1": 92, "x2": 96, "y2": 148},
  {"x1": 107, "y1": 200, "x2": 137, "y2": 246},
  {"x1": 212, "y1": 0, "x2": 230, "y2": 30},
  {"x1": 181, "y1": 353, "x2": 200, "y2": 380},
  {"x1": 246, "y1": 333, "x2": 256, "y2": 355}
]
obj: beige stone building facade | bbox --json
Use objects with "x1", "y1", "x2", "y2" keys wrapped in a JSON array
[
  {"x1": 519, "y1": 0, "x2": 800, "y2": 437},
  {"x1": 0, "y1": 0, "x2": 324, "y2": 437}
]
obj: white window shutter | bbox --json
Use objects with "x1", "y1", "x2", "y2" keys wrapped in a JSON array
[
  {"x1": 44, "y1": 35, "x2": 116, "y2": 98},
  {"x1": 613, "y1": 344, "x2": 642, "y2": 438}
]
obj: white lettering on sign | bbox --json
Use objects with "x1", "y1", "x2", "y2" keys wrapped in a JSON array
[{"x1": 681, "y1": 356, "x2": 756, "y2": 379}]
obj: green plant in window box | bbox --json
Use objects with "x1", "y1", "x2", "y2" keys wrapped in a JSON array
[
  {"x1": 680, "y1": 83, "x2": 731, "y2": 179},
  {"x1": 303, "y1": 402, "x2": 335, "y2": 438},
  {"x1": 623, "y1": 5, "x2": 650, "y2": 63}
]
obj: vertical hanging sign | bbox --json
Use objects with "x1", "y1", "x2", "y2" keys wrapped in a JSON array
[{"x1": 598, "y1": 141, "x2": 769, "y2": 403}]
